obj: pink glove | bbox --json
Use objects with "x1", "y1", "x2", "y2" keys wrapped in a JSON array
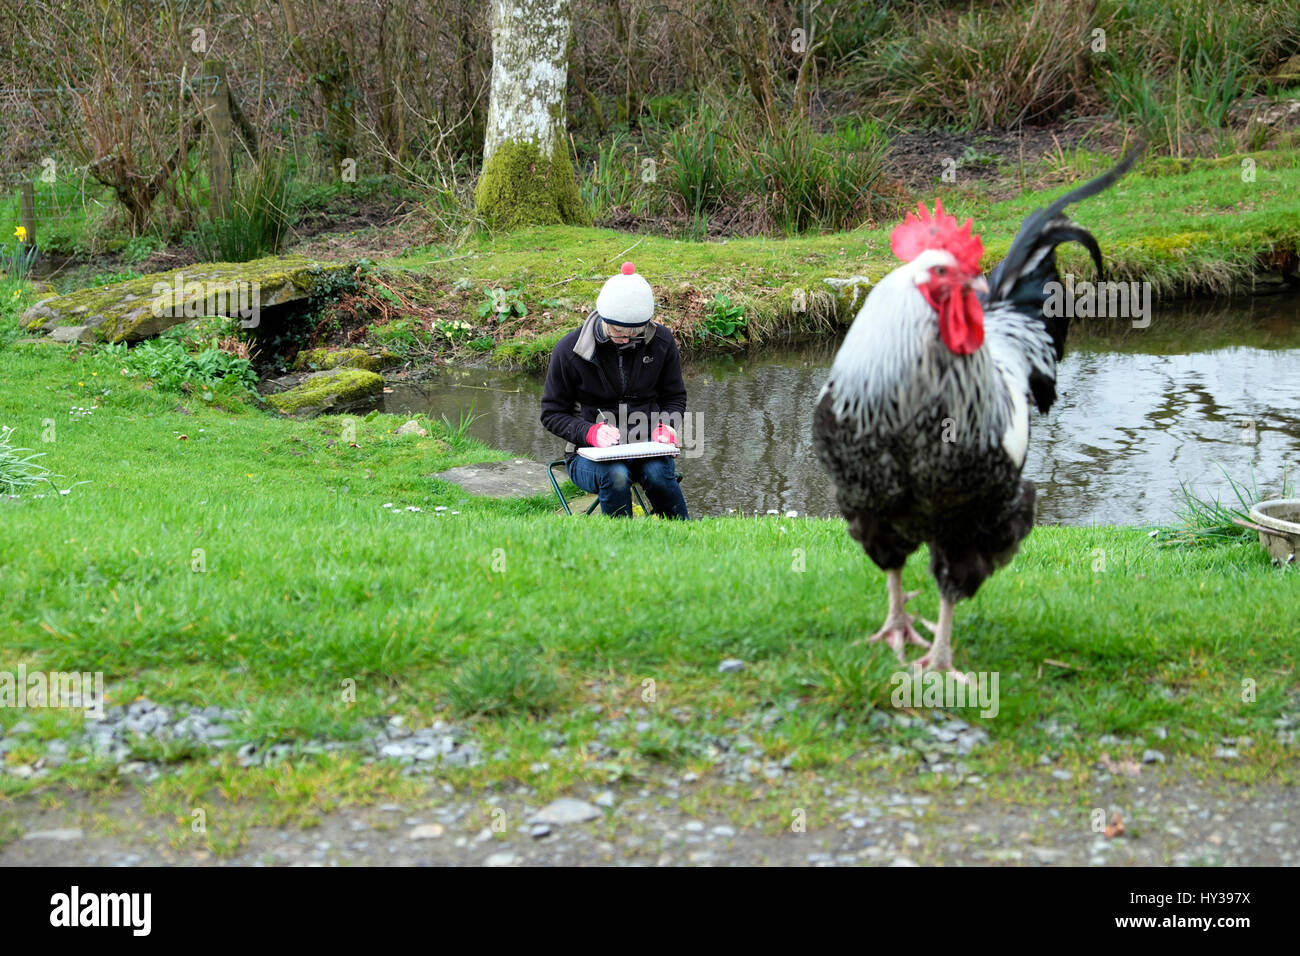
[
  {"x1": 586, "y1": 423, "x2": 621, "y2": 448},
  {"x1": 651, "y1": 424, "x2": 678, "y2": 446}
]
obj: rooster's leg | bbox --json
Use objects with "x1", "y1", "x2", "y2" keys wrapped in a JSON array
[
  {"x1": 858, "y1": 569, "x2": 930, "y2": 662},
  {"x1": 912, "y1": 597, "x2": 970, "y2": 684}
]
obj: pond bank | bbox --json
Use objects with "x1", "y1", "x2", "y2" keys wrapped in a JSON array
[
  {"x1": 367, "y1": 148, "x2": 1299, "y2": 372},
  {"x1": 384, "y1": 293, "x2": 1300, "y2": 527}
]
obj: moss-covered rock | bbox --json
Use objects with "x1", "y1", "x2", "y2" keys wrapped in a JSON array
[
  {"x1": 292, "y1": 347, "x2": 378, "y2": 372},
  {"x1": 474, "y1": 139, "x2": 590, "y2": 231},
  {"x1": 21, "y1": 256, "x2": 351, "y2": 343},
  {"x1": 292, "y1": 347, "x2": 405, "y2": 372},
  {"x1": 265, "y1": 367, "x2": 385, "y2": 418}
]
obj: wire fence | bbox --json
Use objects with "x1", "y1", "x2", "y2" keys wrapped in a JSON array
[
  {"x1": 0, "y1": 63, "x2": 287, "y2": 238},
  {"x1": 0, "y1": 168, "x2": 97, "y2": 189},
  {"x1": 0, "y1": 71, "x2": 299, "y2": 99},
  {"x1": 0, "y1": 64, "x2": 301, "y2": 183}
]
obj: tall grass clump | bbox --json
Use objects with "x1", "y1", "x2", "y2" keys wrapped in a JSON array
[
  {"x1": 662, "y1": 104, "x2": 738, "y2": 226},
  {"x1": 640, "y1": 102, "x2": 895, "y2": 236},
  {"x1": 871, "y1": 0, "x2": 1094, "y2": 128},
  {"x1": 745, "y1": 120, "x2": 893, "y2": 233},
  {"x1": 445, "y1": 649, "x2": 560, "y2": 718},
  {"x1": 581, "y1": 130, "x2": 660, "y2": 224},
  {"x1": 1095, "y1": 0, "x2": 1300, "y2": 154},
  {"x1": 186, "y1": 153, "x2": 292, "y2": 262},
  {"x1": 820, "y1": 0, "x2": 895, "y2": 68},
  {"x1": 0, "y1": 425, "x2": 58, "y2": 495},
  {"x1": 1101, "y1": 38, "x2": 1252, "y2": 154},
  {"x1": 1155, "y1": 467, "x2": 1295, "y2": 548}
]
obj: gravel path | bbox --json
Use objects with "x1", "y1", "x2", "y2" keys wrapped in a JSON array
[
  {"x1": 3, "y1": 696, "x2": 1294, "y2": 866},
  {"x1": 3, "y1": 766, "x2": 1293, "y2": 867}
]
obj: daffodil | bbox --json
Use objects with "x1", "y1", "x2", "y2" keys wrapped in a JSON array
[{"x1": 14, "y1": 226, "x2": 27, "y2": 243}]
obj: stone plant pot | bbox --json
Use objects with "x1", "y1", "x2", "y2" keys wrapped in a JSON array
[{"x1": 1241, "y1": 499, "x2": 1300, "y2": 565}]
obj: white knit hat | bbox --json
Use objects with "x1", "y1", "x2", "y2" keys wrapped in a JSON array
[{"x1": 595, "y1": 262, "x2": 655, "y2": 326}]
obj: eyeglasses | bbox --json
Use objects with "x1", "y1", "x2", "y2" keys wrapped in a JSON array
[{"x1": 604, "y1": 320, "x2": 646, "y2": 342}]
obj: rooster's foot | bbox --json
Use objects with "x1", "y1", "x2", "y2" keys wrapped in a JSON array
[
  {"x1": 856, "y1": 587, "x2": 930, "y2": 662},
  {"x1": 911, "y1": 653, "x2": 971, "y2": 685},
  {"x1": 910, "y1": 596, "x2": 965, "y2": 681},
  {"x1": 862, "y1": 620, "x2": 932, "y2": 663}
]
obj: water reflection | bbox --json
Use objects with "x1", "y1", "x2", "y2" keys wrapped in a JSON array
[{"x1": 387, "y1": 295, "x2": 1300, "y2": 526}]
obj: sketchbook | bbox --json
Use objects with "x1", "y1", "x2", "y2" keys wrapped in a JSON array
[{"x1": 577, "y1": 441, "x2": 680, "y2": 462}]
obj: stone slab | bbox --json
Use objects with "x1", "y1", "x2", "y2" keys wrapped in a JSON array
[{"x1": 433, "y1": 458, "x2": 555, "y2": 499}]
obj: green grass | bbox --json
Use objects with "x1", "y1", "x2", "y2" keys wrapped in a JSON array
[
  {"x1": 0, "y1": 341, "x2": 1294, "y2": 827},
  {"x1": 976, "y1": 148, "x2": 1300, "y2": 294}
]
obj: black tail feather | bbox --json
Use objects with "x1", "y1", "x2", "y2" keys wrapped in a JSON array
[
  {"x1": 998, "y1": 218, "x2": 1105, "y2": 363},
  {"x1": 989, "y1": 142, "x2": 1144, "y2": 300},
  {"x1": 985, "y1": 142, "x2": 1144, "y2": 366}
]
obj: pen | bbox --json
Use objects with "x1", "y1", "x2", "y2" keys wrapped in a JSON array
[{"x1": 598, "y1": 410, "x2": 619, "y2": 443}]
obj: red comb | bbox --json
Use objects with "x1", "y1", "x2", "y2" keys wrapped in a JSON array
[{"x1": 890, "y1": 199, "x2": 984, "y2": 275}]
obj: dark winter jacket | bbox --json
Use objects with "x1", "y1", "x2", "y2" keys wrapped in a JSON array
[{"x1": 540, "y1": 310, "x2": 688, "y2": 462}]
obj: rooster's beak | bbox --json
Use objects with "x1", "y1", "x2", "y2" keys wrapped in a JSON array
[{"x1": 967, "y1": 276, "x2": 990, "y2": 296}]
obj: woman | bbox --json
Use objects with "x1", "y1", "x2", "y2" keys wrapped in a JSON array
[{"x1": 539, "y1": 262, "x2": 690, "y2": 518}]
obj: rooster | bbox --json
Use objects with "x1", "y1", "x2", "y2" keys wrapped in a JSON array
[{"x1": 812, "y1": 149, "x2": 1141, "y2": 678}]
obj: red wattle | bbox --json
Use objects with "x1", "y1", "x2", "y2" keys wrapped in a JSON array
[{"x1": 939, "y1": 287, "x2": 985, "y2": 355}]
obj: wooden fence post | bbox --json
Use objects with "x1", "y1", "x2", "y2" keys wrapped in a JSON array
[
  {"x1": 204, "y1": 60, "x2": 232, "y2": 219},
  {"x1": 19, "y1": 182, "x2": 36, "y2": 248}
]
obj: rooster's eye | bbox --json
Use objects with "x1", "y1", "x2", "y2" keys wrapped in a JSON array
[{"x1": 933, "y1": 266, "x2": 948, "y2": 276}]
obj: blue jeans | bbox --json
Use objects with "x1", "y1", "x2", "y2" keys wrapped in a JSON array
[{"x1": 566, "y1": 454, "x2": 689, "y2": 519}]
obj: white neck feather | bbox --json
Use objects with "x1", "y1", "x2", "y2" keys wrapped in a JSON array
[{"x1": 820, "y1": 255, "x2": 1016, "y2": 451}]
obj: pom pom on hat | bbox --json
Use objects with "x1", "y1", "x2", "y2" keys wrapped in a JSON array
[{"x1": 596, "y1": 261, "x2": 655, "y2": 326}]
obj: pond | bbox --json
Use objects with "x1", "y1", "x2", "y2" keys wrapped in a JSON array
[{"x1": 387, "y1": 295, "x2": 1300, "y2": 526}]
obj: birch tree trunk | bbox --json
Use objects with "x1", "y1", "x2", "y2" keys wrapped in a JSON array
[{"x1": 474, "y1": 0, "x2": 590, "y2": 229}]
